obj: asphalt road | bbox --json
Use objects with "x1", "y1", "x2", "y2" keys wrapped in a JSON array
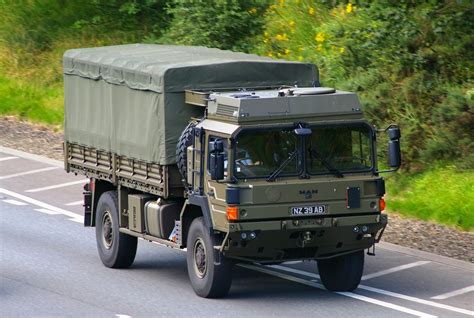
[{"x1": 1, "y1": 146, "x2": 473, "y2": 318}]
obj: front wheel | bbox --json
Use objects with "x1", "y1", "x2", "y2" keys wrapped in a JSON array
[
  {"x1": 95, "y1": 191, "x2": 137, "y2": 268},
  {"x1": 317, "y1": 250, "x2": 364, "y2": 292},
  {"x1": 186, "y1": 217, "x2": 233, "y2": 298}
]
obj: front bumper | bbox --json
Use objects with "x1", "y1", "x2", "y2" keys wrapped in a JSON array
[{"x1": 222, "y1": 213, "x2": 387, "y2": 263}]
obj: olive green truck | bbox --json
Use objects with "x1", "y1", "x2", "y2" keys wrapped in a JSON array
[{"x1": 63, "y1": 44, "x2": 401, "y2": 298}]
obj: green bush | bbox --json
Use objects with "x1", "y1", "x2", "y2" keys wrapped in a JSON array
[{"x1": 158, "y1": 0, "x2": 269, "y2": 53}]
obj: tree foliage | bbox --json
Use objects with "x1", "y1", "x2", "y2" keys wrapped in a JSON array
[{"x1": 259, "y1": 0, "x2": 473, "y2": 170}]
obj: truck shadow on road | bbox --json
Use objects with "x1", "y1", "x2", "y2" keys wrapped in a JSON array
[{"x1": 128, "y1": 249, "x2": 328, "y2": 300}]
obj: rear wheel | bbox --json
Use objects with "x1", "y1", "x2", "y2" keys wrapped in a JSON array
[
  {"x1": 317, "y1": 250, "x2": 364, "y2": 291},
  {"x1": 95, "y1": 191, "x2": 137, "y2": 268},
  {"x1": 186, "y1": 217, "x2": 233, "y2": 298}
]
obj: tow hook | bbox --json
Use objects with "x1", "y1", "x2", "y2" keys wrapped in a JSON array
[{"x1": 299, "y1": 231, "x2": 313, "y2": 247}]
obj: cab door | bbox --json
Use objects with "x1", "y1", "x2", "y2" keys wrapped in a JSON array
[{"x1": 204, "y1": 133, "x2": 230, "y2": 232}]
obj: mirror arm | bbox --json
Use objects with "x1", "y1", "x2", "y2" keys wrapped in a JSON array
[
  {"x1": 376, "y1": 123, "x2": 400, "y2": 133},
  {"x1": 375, "y1": 167, "x2": 400, "y2": 174}
]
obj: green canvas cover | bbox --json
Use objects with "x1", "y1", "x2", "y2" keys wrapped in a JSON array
[{"x1": 63, "y1": 44, "x2": 318, "y2": 165}]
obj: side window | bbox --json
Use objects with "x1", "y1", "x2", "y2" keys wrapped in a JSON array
[{"x1": 207, "y1": 136, "x2": 228, "y2": 177}]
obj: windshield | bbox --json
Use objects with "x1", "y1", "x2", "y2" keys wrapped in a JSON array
[
  {"x1": 234, "y1": 128, "x2": 299, "y2": 178},
  {"x1": 233, "y1": 124, "x2": 373, "y2": 179},
  {"x1": 306, "y1": 125, "x2": 373, "y2": 174}
]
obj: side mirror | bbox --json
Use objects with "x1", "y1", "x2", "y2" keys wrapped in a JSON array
[
  {"x1": 387, "y1": 127, "x2": 401, "y2": 168},
  {"x1": 209, "y1": 140, "x2": 225, "y2": 180},
  {"x1": 388, "y1": 140, "x2": 401, "y2": 167}
]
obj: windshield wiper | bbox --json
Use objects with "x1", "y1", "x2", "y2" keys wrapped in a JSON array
[
  {"x1": 309, "y1": 149, "x2": 344, "y2": 178},
  {"x1": 267, "y1": 151, "x2": 298, "y2": 182}
]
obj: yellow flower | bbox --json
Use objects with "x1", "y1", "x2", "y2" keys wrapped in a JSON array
[
  {"x1": 316, "y1": 44, "x2": 323, "y2": 51},
  {"x1": 275, "y1": 33, "x2": 289, "y2": 41},
  {"x1": 284, "y1": 49, "x2": 291, "y2": 55},
  {"x1": 308, "y1": 7, "x2": 315, "y2": 15},
  {"x1": 279, "y1": 0, "x2": 285, "y2": 7},
  {"x1": 298, "y1": 47, "x2": 304, "y2": 52},
  {"x1": 289, "y1": 20, "x2": 295, "y2": 27},
  {"x1": 264, "y1": 31, "x2": 269, "y2": 37},
  {"x1": 248, "y1": 7, "x2": 257, "y2": 14},
  {"x1": 298, "y1": 56, "x2": 303, "y2": 61},
  {"x1": 263, "y1": 38, "x2": 268, "y2": 44},
  {"x1": 277, "y1": 52, "x2": 282, "y2": 57},
  {"x1": 339, "y1": 47, "x2": 345, "y2": 53},
  {"x1": 268, "y1": 52, "x2": 274, "y2": 57},
  {"x1": 346, "y1": 3, "x2": 353, "y2": 13},
  {"x1": 315, "y1": 32, "x2": 325, "y2": 43}
]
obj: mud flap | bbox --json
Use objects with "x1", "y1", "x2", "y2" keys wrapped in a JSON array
[{"x1": 83, "y1": 183, "x2": 92, "y2": 226}]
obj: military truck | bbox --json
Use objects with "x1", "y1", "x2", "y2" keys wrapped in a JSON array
[{"x1": 63, "y1": 44, "x2": 401, "y2": 298}]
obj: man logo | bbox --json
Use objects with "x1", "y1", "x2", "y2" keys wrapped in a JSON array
[{"x1": 299, "y1": 189, "x2": 318, "y2": 199}]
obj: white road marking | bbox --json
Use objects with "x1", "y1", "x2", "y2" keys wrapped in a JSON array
[
  {"x1": 69, "y1": 217, "x2": 84, "y2": 223},
  {"x1": 35, "y1": 208, "x2": 60, "y2": 215},
  {"x1": 25, "y1": 179, "x2": 86, "y2": 193},
  {"x1": 362, "y1": 261, "x2": 431, "y2": 280},
  {"x1": 271, "y1": 264, "x2": 474, "y2": 316},
  {"x1": 65, "y1": 200, "x2": 83, "y2": 206},
  {"x1": 0, "y1": 156, "x2": 18, "y2": 162},
  {"x1": 270, "y1": 264, "x2": 320, "y2": 279},
  {"x1": 431, "y1": 285, "x2": 474, "y2": 300},
  {"x1": 0, "y1": 146, "x2": 63, "y2": 167},
  {"x1": 0, "y1": 188, "x2": 84, "y2": 223},
  {"x1": 116, "y1": 315, "x2": 132, "y2": 318},
  {"x1": 239, "y1": 263, "x2": 437, "y2": 318},
  {"x1": 3, "y1": 199, "x2": 28, "y2": 206},
  {"x1": 0, "y1": 167, "x2": 58, "y2": 180},
  {"x1": 359, "y1": 285, "x2": 474, "y2": 316},
  {"x1": 283, "y1": 261, "x2": 302, "y2": 265}
]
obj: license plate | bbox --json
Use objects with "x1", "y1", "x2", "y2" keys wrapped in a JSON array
[{"x1": 290, "y1": 205, "x2": 326, "y2": 215}]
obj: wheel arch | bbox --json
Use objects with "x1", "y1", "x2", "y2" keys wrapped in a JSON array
[
  {"x1": 90, "y1": 179, "x2": 116, "y2": 227},
  {"x1": 181, "y1": 195, "x2": 214, "y2": 247}
]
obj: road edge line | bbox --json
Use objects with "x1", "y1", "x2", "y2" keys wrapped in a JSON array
[{"x1": 0, "y1": 146, "x2": 63, "y2": 167}]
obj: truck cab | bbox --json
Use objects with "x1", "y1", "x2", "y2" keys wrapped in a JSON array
[
  {"x1": 179, "y1": 86, "x2": 400, "y2": 294},
  {"x1": 183, "y1": 88, "x2": 396, "y2": 263}
]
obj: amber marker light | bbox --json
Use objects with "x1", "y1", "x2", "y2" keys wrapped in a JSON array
[
  {"x1": 226, "y1": 206, "x2": 238, "y2": 221},
  {"x1": 379, "y1": 198, "x2": 386, "y2": 211}
]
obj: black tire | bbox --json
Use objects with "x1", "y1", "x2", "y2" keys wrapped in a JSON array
[
  {"x1": 317, "y1": 250, "x2": 364, "y2": 292},
  {"x1": 95, "y1": 191, "x2": 137, "y2": 268},
  {"x1": 186, "y1": 217, "x2": 233, "y2": 298},
  {"x1": 176, "y1": 121, "x2": 197, "y2": 184}
]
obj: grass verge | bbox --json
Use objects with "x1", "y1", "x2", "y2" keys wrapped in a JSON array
[
  {"x1": 0, "y1": 75, "x2": 63, "y2": 127},
  {"x1": 387, "y1": 166, "x2": 474, "y2": 231}
]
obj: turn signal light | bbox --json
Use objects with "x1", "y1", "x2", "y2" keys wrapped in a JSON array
[
  {"x1": 226, "y1": 206, "x2": 238, "y2": 221},
  {"x1": 379, "y1": 198, "x2": 386, "y2": 211}
]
